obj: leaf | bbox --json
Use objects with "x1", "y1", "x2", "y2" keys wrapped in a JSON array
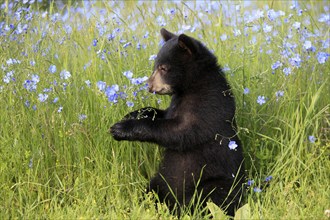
[
  {"x1": 207, "y1": 202, "x2": 227, "y2": 219},
  {"x1": 234, "y1": 204, "x2": 251, "y2": 220}
]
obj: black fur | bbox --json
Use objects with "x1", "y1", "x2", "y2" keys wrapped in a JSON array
[{"x1": 110, "y1": 28, "x2": 244, "y2": 216}]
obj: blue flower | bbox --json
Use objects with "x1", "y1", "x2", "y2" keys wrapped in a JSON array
[
  {"x1": 265, "y1": 176, "x2": 273, "y2": 182},
  {"x1": 123, "y1": 42, "x2": 132, "y2": 48},
  {"x1": 156, "y1": 16, "x2": 166, "y2": 26},
  {"x1": 289, "y1": 54, "x2": 302, "y2": 67},
  {"x1": 271, "y1": 61, "x2": 282, "y2": 70},
  {"x1": 53, "y1": 97, "x2": 59, "y2": 103},
  {"x1": 85, "y1": 80, "x2": 91, "y2": 87},
  {"x1": 257, "y1": 96, "x2": 266, "y2": 105},
  {"x1": 251, "y1": 25, "x2": 260, "y2": 32},
  {"x1": 24, "y1": 100, "x2": 30, "y2": 108},
  {"x1": 255, "y1": 9, "x2": 264, "y2": 19},
  {"x1": 105, "y1": 85, "x2": 119, "y2": 103},
  {"x1": 243, "y1": 88, "x2": 250, "y2": 94},
  {"x1": 79, "y1": 114, "x2": 87, "y2": 121},
  {"x1": 322, "y1": 39, "x2": 329, "y2": 49},
  {"x1": 93, "y1": 39, "x2": 98, "y2": 46},
  {"x1": 24, "y1": 80, "x2": 35, "y2": 91},
  {"x1": 281, "y1": 48, "x2": 290, "y2": 58},
  {"x1": 220, "y1": 34, "x2": 227, "y2": 41},
  {"x1": 318, "y1": 13, "x2": 330, "y2": 23},
  {"x1": 233, "y1": 29, "x2": 241, "y2": 37},
  {"x1": 222, "y1": 65, "x2": 230, "y2": 72},
  {"x1": 24, "y1": 74, "x2": 39, "y2": 92},
  {"x1": 108, "y1": 33, "x2": 115, "y2": 41},
  {"x1": 316, "y1": 52, "x2": 329, "y2": 64},
  {"x1": 275, "y1": 90, "x2": 284, "y2": 99},
  {"x1": 97, "y1": 81, "x2": 106, "y2": 91},
  {"x1": 64, "y1": 24, "x2": 72, "y2": 34},
  {"x1": 3, "y1": 71, "x2": 14, "y2": 84},
  {"x1": 84, "y1": 61, "x2": 92, "y2": 70},
  {"x1": 6, "y1": 58, "x2": 21, "y2": 65},
  {"x1": 143, "y1": 31, "x2": 149, "y2": 38},
  {"x1": 131, "y1": 76, "x2": 148, "y2": 85},
  {"x1": 267, "y1": 9, "x2": 277, "y2": 21},
  {"x1": 169, "y1": 8, "x2": 175, "y2": 15},
  {"x1": 123, "y1": 71, "x2": 133, "y2": 79},
  {"x1": 284, "y1": 41, "x2": 297, "y2": 50},
  {"x1": 126, "y1": 101, "x2": 134, "y2": 107},
  {"x1": 303, "y1": 40, "x2": 312, "y2": 51},
  {"x1": 267, "y1": 9, "x2": 283, "y2": 21},
  {"x1": 283, "y1": 67, "x2": 292, "y2": 76},
  {"x1": 60, "y1": 70, "x2": 71, "y2": 80},
  {"x1": 228, "y1": 141, "x2": 238, "y2": 150},
  {"x1": 254, "y1": 187, "x2": 262, "y2": 193},
  {"x1": 31, "y1": 74, "x2": 40, "y2": 83},
  {"x1": 97, "y1": 25, "x2": 106, "y2": 36},
  {"x1": 57, "y1": 106, "x2": 63, "y2": 113},
  {"x1": 49, "y1": 64, "x2": 56, "y2": 73},
  {"x1": 38, "y1": 93, "x2": 48, "y2": 102},
  {"x1": 108, "y1": 93, "x2": 118, "y2": 103},
  {"x1": 149, "y1": 54, "x2": 157, "y2": 61},
  {"x1": 263, "y1": 24, "x2": 272, "y2": 33},
  {"x1": 158, "y1": 39, "x2": 165, "y2": 47},
  {"x1": 247, "y1": 179, "x2": 255, "y2": 186},
  {"x1": 250, "y1": 36, "x2": 257, "y2": 45},
  {"x1": 276, "y1": 91, "x2": 284, "y2": 96},
  {"x1": 292, "y1": 21, "x2": 301, "y2": 30},
  {"x1": 308, "y1": 135, "x2": 316, "y2": 143},
  {"x1": 119, "y1": 92, "x2": 128, "y2": 99},
  {"x1": 62, "y1": 83, "x2": 68, "y2": 91},
  {"x1": 43, "y1": 88, "x2": 52, "y2": 93}
]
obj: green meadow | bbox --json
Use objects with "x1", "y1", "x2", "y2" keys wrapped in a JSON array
[{"x1": 0, "y1": 1, "x2": 329, "y2": 219}]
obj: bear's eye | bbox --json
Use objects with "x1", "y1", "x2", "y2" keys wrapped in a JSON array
[{"x1": 159, "y1": 66, "x2": 168, "y2": 72}]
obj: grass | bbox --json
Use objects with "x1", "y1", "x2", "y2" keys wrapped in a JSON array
[{"x1": 0, "y1": 0, "x2": 329, "y2": 219}]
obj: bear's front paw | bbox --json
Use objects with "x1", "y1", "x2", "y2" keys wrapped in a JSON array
[
  {"x1": 123, "y1": 110, "x2": 141, "y2": 120},
  {"x1": 109, "y1": 120, "x2": 133, "y2": 141},
  {"x1": 123, "y1": 107, "x2": 156, "y2": 120}
]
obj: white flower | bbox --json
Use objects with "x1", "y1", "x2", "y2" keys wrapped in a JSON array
[{"x1": 228, "y1": 141, "x2": 238, "y2": 150}]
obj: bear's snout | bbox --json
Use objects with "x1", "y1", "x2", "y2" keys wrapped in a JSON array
[{"x1": 147, "y1": 70, "x2": 172, "y2": 95}]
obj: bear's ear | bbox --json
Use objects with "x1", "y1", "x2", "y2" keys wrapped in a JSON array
[
  {"x1": 160, "y1": 28, "x2": 176, "y2": 42},
  {"x1": 178, "y1": 34, "x2": 197, "y2": 55}
]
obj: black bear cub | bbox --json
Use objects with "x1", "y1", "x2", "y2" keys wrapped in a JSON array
[{"x1": 110, "y1": 28, "x2": 244, "y2": 216}]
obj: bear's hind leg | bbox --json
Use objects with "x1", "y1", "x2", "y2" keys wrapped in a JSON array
[
  {"x1": 198, "y1": 178, "x2": 244, "y2": 217},
  {"x1": 147, "y1": 175, "x2": 185, "y2": 215}
]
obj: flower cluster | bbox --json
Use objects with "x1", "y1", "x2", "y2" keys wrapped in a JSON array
[
  {"x1": 0, "y1": 1, "x2": 328, "y2": 175},
  {"x1": 95, "y1": 71, "x2": 149, "y2": 106},
  {"x1": 247, "y1": 175, "x2": 273, "y2": 193},
  {"x1": 235, "y1": 3, "x2": 329, "y2": 111}
]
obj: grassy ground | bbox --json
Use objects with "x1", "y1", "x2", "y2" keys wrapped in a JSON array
[{"x1": 0, "y1": 1, "x2": 329, "y2": 219}]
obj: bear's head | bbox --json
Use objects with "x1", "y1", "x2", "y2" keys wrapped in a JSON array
[{"x1": 147, "y1": 28, "x2": 218, "y2": 95}]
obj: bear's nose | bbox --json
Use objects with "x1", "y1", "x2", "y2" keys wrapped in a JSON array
[
  {"x1": 147, "y1": 74, "x2": 155, "y2": 93},
  {"x1": 148, "y1": 84, "x2": 155, "y2": 93}
]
